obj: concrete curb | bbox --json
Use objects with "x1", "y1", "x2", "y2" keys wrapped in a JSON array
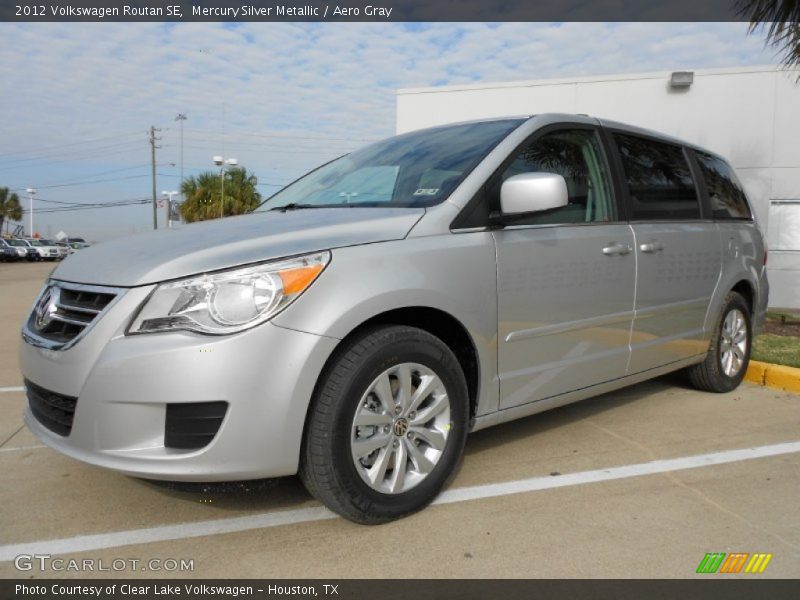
[{"x1": 745, "y1": 360, "x2": 800, "y2": 393}]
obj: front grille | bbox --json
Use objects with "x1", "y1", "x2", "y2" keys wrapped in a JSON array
[
  {"x1": 165, "y1": 402, "x2": 228, "y2": 450},
  {"x1": 25, "y1": 379, "x2": 78, "y2": 436},
  {"x1": 25, "y1": 282, "x2": 119, "y2": 349}
]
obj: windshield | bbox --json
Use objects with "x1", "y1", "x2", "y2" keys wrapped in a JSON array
[
  {"x1": 257, "y1": 119, "x2": 524, "y2": 211},
  {"x1": 28, "y1": 240, "x2": 42, "y2": 246},
  {"x1": 6, "y1": 239, "x2": 25, "y2": 247}
]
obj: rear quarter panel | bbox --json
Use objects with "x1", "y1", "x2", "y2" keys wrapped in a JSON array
[{"x1": 707, "y1": 221, "x2": 768, "y2": 333}]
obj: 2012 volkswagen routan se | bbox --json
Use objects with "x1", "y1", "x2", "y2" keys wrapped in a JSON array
[{"x1": 21, "y1": 114, "x2": 768, "y2": 523}]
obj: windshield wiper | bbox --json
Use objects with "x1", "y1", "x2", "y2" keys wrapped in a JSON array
[{"x1": 268, "y1": 203, "x2": 322, "y2": 212}]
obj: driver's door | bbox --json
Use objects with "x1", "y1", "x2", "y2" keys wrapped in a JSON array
[{"x1": 493, "y1": 126, "x2": 636, "y2": 409}]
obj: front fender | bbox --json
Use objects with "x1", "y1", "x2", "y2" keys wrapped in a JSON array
[{"x1": 273, "y1": 234, "x2": 501, "y2": 416}]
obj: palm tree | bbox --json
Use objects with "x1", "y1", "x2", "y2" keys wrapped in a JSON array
[
  {"x1": 737, "y1": 0, "x2": 800, "y2": 75},
  {"x1": 0, "y1": 187, "x2": 22, "y2": 235},
  {"x1": 179, "y1": 169, "x2": 262, "y2": 223}
]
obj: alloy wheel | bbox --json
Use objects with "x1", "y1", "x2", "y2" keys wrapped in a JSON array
[
  {"x1": 720, "y1": 308, "x2": 748, "y2": 377},
  {"x1": 350, "y1": 362, "x2": 451, "y2": 494}
]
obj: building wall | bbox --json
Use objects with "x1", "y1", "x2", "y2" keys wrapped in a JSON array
[{"x1": 396, "y1": 66, "x2": 800, "y2": 308}]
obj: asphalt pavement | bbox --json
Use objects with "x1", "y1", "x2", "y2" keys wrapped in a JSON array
[{"x1": 1, "y1": 261, "x2": 798, "y2": 578}]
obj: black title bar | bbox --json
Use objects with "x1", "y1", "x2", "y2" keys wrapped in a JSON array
[
  {"x1": 3, "y1": 0, "x2": 751, "y2": 22},
  {"x1": 4, "y1": 580, "x2": 800, "y2": 600}
]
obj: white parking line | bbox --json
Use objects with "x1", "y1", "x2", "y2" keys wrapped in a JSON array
[
  {"x1": 1, "y1": 440, "x2": 798, "y2": 561},
  {"x1": 0, "y1": 386, "x2": 24, "y2": 393},
  {"x1": 0, "y1": 444, "x2": 46, "y2": 453}
]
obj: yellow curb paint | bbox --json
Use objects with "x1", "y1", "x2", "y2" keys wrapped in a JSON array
[
  {"x1": 746, "y1": 360, "x2": 800, "y2": 393},
  {"x1": 745, "y1": 361, "x2": 768, "y2": 385},
  {"x1": 765, "y1": 364, "x2": 800, "y2": 394}
]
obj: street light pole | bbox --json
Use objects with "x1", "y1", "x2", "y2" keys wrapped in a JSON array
[
  {"x1": 212, "y1": 156, "x2": 238, "y2": 219},
  {"x1": 25, "y1": 188, "x2": 36, "y2": 236}
]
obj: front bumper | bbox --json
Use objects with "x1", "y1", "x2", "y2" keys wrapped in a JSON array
[{"x1": 20, "y1": 282, "x2": 338, "y2": 481}]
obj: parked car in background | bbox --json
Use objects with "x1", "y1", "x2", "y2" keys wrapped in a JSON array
[
  {"x1": 55, "y1": 242, "x2": 73, "y2": 256},
  {"x1": 0, "y1": 243, "x2": 18, "y2": 262},
  {"x1": 68, "y1": 242, "x2": 91, "y2": 252},
  {"x1": 13, "y1": 239, "x2": 40, "y2": 261},
  {"x1": 1, "y1": 238, "x2": 24, "y2": 261},
  {"x1": 19, "y1": 114, "x2": 768, "y2": 524},
  {"x1": 40, "y1": 239, "x2": 69, "y2": 259},
  {"x1": 24, "y1": 238, "x2": 61, "y2": 261}
]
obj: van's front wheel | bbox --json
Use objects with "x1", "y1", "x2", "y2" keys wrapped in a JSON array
[
  {"x1": 299, "y1": 325, "x2": 469, "y2": 524},
  {"x1": 687, "y1": 291, "x2": 752, "y2": 393}
]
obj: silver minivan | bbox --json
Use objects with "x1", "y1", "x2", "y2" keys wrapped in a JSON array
[{"x1": 20, "y1": 114, "x2": 768, "y2": 523}]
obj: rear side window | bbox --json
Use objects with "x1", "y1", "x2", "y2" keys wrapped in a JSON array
[
  {"x1": 614, "y1": 134, "x2": 700, "y2": 220},
  {"x1": 694, "y1": 152, "x2": 752, "y2": 220}
]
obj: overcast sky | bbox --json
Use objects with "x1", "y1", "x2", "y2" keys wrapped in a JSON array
[{"x1": 0, "y1": 22, "x2": 780, "y2": 241}]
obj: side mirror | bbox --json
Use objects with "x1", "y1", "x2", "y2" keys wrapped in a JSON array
[{"x1": 499, "y1": 172, "x2": 568, "y2": 216}]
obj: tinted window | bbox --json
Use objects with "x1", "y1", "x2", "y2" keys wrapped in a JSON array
[
  {"x1": 695, "y1": 152, "x2": 752, "y2": 220},
  {"x1": 614, "y1": 134, "x2": 700, "y2": 220},
  {"x1": 492, "y1": 128, "x2": 615, "y2": 225},
  {"x1": 257, "y1": 119, "x2": 524, "y2": 210}
]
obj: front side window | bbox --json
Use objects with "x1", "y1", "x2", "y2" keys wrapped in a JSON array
[
  {"x1": 695, "y1": 152, "x2": 752, "y2": 220},
  {"x1": 492, "y1": 128, "x2": 615, "y2": 225},
  {"x1": 257, "y1": 119, "x2": 524, "y2": 211},
  {"x1": 614, "y1": 134, "x2": 700, "y2": 220}
]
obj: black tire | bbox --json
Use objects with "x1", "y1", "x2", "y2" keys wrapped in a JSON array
[
  {"x1": 686, "y1": 291, "x2": 752, "y2": 393},
  {"x1": 299, "y1": 325, "x2": 469, "y2": 524}
]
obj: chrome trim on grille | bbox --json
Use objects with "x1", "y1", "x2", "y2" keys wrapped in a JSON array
[{"x1": 22, "y1": 280, "x2": 126, "y2": 351}]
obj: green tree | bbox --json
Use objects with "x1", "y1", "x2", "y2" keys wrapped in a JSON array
[
  {"x1": 179, "y1": 168, "x2": 262, "y2": 223},
  {"x1": 0, "y1": 187, "x2": 22, "y2": 235},
  {"x1": 737, "y1": 0, "x2": 800, "y2": 75}
]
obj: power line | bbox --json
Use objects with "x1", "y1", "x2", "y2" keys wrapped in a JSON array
[
  {"x1": 179, "y1": 143, "x2": 346, "y2": 156},
  {"x1": 11, "y1": 164, "x2": 151, "y2": 190},
  {"x1": 0, "y1": 142, "x2": 149, "y2": 172},
  {"x1": 182, "y1": 133, "x2": 363, "y2": 149},
  {"x1": 0, "y1": 131, "x2": 143, "y2": 160},
  {"x1": 23, "y1": 198, "x2": 150, "y2": 214},
  {"x1": 157, "y1": 172, "x2": 292, "y2": 186},
  {"x1": 17, "y1": 173, "x2": 152, "y2": 191},
  {"x1": 182, "y1": 127, "x2": 379, "y2": 143},
  {"x1": 0, "y1": 137, "x2": 144, "y2": 166}
]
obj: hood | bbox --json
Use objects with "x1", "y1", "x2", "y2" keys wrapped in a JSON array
[{"x1": 52, "y1": 207, "x2": 425, "y2": 287}]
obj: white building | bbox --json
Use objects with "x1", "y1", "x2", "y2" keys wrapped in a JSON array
[{"x1": 397, "y1": 66, "x2": 800, "y2": 308}]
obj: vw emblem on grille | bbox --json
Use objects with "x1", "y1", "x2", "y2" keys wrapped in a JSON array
[{"x1": 33, "y1": 286, "x2": 59, "y2": 331}]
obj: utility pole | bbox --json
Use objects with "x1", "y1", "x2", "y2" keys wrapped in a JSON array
[
  {"x1": 149, "y1": 126, "x2": 161, "y2": 229},
  {"x1": 175, "y1": 114, "x2": 187, "y2": 203}
]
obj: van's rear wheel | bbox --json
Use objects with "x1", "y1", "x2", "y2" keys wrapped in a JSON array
[
  {"x1": 300, "y1": 325, "x2": 469, "y2": 524},
  {"x1": 687, "y1": 291, "x2": 752, "y2": 393}
]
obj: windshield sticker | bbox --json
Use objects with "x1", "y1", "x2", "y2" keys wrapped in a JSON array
[{"x1": 413, "y1": 188, "x2": 440, "y2": 196}]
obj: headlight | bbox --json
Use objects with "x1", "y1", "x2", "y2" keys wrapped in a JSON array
[{"x1": 128, "y1": 251, "x2": 329, "y2": 335}]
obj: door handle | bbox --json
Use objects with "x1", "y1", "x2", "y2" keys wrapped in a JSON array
[
  {"x1": 639, "y1": 241, "x2": 664, "y2": 253},
  {"x1": 602, "y1": 242, "x2": 632, "y2": 256}
]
